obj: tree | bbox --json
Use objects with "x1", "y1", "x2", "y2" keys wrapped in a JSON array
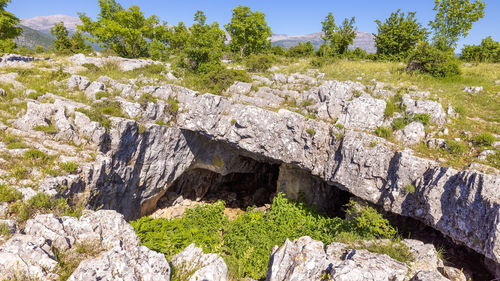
[
  {"x1": 183, "y1": 11, "x2": 226, "y2": 73},
  {"x1": 0, "y1": 0, "x2": 22, "y2": 52},
  {"x1": 321, "y1": 12, "x2": 336, "y2": 57},
  {"x1": 51, "y1": 22, "x2": 91, "y2": 54},
  {"x1": 78, "y1": 0, "x2": 160, "y2": 58},
  {"x1": 170, "y1": 22, "x2": 190, "y2": 52},
  {"x1": 321, "y1": 12, "x2": 357, "y2": 56},
  {"x1": 374, "y1": 10, "x2": 428, "y2": 60},
  {"x1": 51, "y1": 21, "x2": 72, "y2": 53},
  {"x1": 430, "y1": 0, "x2": 485, "y2": 50},
  {"x1": 334, "y1": 17, "x2": 357, "y2": 55},
  {"x1": 461, "y1": 36, "x2": 500, "y2": 62},
  {"x1": 407, "y1": 41, "x2": 460, "y2": 77},
  {"x1": 286, "y1": 42, "x2": 314, "y2": 57},
  {"x1": 225, "y1": 6, "x2": 272, "y2": 57}
]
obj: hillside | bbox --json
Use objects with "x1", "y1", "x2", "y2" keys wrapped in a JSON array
[
  {"x1": 271, "y1": 31, "x2": 377, "y2": 53},
  {"x1": 20, "y1": 14, "x2": 81, "y2": 34},
  {"x1": 14, "y1": 24, "x2": 54, "y2": 50}
]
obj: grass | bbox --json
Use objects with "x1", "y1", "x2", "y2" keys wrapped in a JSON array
[
  {"x1": 375, "y1": 126, "x2": 393, "y2": 138},
  {"x1": 53, "y1": 241, "x2": 102, "y2": 281},
  {"x1": 0, "y1": 184, "x2": 22, "y2": 203},
  {"x1": 306, "y1": 128, "x2": 316, "y2": 136},
  {"x1": 59, "y1": 161, "x2": 78, "y2": 174},
  {"x1": 8, "y1": 193, "x2": 82, "y2": 222},
  {"x1": 132, "y1": 194, "x2": 411, "y2": 280},
  {"x1": 0, "y1": 132, "x2": 27, "y2": 149}
]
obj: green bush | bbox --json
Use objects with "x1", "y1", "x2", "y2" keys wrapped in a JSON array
[
  {"x1": 9, "y1": 193, "x2": 81, "y2": 222},
  {"x1": 375, "y1": 126, "x2": 393, "y2": 138},
  {"x1": 413, "y1": 113, "x2": 431, "y2": 125},
  {"x1": 406, "y1": 41, "x2": 460, "y2": 78},
  {"x1": 197, "y1": 66, "x2": 251, "y2": 94},
  {"x1": 0, "y1": 184, "x2": 22, "y2": 203},
  {"x1": 472, "y1": 133, "x2": 496, "y2": 146},
  {"x1": 392, "y1": 114, "x2": 413, "y2": 130},
  {"x1": 132, "y1": 193, "x2": 402, "y2": 280},
  {"x1": 286, "y1": 42, "x2": 315, "y2": 57},
  {"x1": 445, "y1": 140, "x2": 467, "y2": 155},
  {"x1": 23, "y1": 149, "x2": 46, "y2": 161},
  {"x1": 59, "y1": 161, "x2": 78, "y2": 173},
  {"x1": 245, "y1": 53, "x2": 276, "y2": 72},
  {"x1": 461, "y1": 36, "x2": 500, "y2": 63}
]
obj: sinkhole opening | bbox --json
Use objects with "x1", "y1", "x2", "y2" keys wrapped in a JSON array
[{"x1": 147, "y1": 159, "x2": 493, "y2": 280}]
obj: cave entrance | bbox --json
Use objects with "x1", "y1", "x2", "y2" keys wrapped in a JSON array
[{"x1": 152, "y1": 162, "x2": 280, "y2": 219}]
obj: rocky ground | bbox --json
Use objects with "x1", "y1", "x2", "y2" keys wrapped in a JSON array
[{"x1": 0, "y1": 53, "x2": 498, "y2": 280}]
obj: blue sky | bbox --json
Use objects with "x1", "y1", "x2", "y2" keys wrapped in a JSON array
[{"x1": 8, "y1": 0, "x2": 500, "y2": 50}]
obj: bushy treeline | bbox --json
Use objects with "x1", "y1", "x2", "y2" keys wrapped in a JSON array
[{"x1": 0, "y1": 0, "x2": 496, "y2": 79}]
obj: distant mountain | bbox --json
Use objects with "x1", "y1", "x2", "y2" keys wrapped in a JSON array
[
  {"x1": 271, "y1": 31, "x2": 377, "y2": 54},
  {"x1": 14, "y1": 25, "x2": 54, "y2": 50},
  {"x1": 21, "y1": 15, "x2": 81, "y2": 34}
]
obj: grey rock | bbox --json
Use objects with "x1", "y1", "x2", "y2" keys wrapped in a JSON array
[
  {"x1": 0, "y1": 219, "x2": 17, "y2": 234},
  {"x1": 0, "y1": 88, "x2": 6, "y2": 96},
  {"x1": 478, "y1": 150, "x2": 495, "y2": 160},
  {"x1": 337, "y1": 94, "x2": 386, "y2": 130},
  {"x1": 171, "y1": 243, "x2": 227, "y2": 281},
  {"x1": 403, "y1": 239, "x2": 444, "y2": 276},
  {"x1": 411, "y1": 271, "x2": 449, "y2": 281},
  {"x1": 252, "y1": 75, "x2": 272, "y2": 85},
  {"x1": 227, "y1": 81, "x2": 253, "y2": 95},
  {"x1": 67, "y1": 75, "x2": 91, "y2": 91},
  {"x1": 84, "y1": 81, "x2": 106, "y2": 99},
  {"x1": 463, "y1": 86, "x2": 483, "y2": 93},
  {"x1": 394, "y1": 121, "x2": 426, "y2": 145},
  {"x1": 266, "y1": 236, "x2": 330, "y2": 281},
  {"x1": 272, "y1": 73, "x2": 287, "y2": 84},
  {"x1": 331, "y1": 249, "x2": 408, "y2": 281},
  {"x1": 403, "y1": 95, "x2": 446, "y2": 125},
  {"x1": 427, "y1": 138, "x2": 446, "y2": 149}
]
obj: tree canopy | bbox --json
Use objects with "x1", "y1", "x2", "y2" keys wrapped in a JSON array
[
  {"x1": 430, "y1": 0, "x2": 485, "y2": 50},
  {"x1": 0, "y1": 0, "x2": 21, "y2": 52},
  {"x1": 374, "y1": 10, "x2": 428, "y2": 60},
  {"x1": 321, "y1": 12, "x2": 357, "y2": 56},
  {"x1": 225, "y1": 6, "x2": 272, "y2": 57},
  {"x1": 78, "y1": 0, "x2": 162, "y2": 58}
]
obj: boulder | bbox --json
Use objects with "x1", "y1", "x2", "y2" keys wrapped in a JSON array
[
  {"x1": 410, "y1": 271, "x2": 450, "y2": 281},
  {"x1": 227, "y1": 81, "x2": 253, "y2": 95},
  {"x1": 403, "y1": 95, "x2": 446, "y2": 125},
  {"x1": 67, "y1": 75, "x2": 91, "y2": 91},
  {"x1": 336, "y1": 94, "x2": 386, "y2": 130},
  {"x1": 463, "y1": 86, "x2": 483, "y2": 93},
  {"x1": 171, "y1": 243, "x2": 228, "y2": 281},
  {"x1": 394, "y1": 121, "x2": 426, "y2": 145},
  {"x1": 84, "y1": 81, "x2": 106, "y2": 99}
]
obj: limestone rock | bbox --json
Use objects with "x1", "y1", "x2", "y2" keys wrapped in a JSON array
[
  {"x1": 394, "y1": 121, "x2": 426, "y2": 145},
  {"x1": 403, "y1": 95, "x2": 446, "y2": 125},
  {"x1": 336, "y1": 94, "x2": 386, "y2": 130},
  {"x1": 84, "y1": 81, "x2": 106, "y2": 99},
  {"x1": 67, "y1": 75, "x2": 91, "y2": 91},
  {"x1": 272, "y1": 73, "x2": 287, "y2": 84},
  {"x1": 410, "y1": 271, "x2": 450, "y2": 281},
  {"x1": 463, "y1": 86, "x2": 483, "y2": 93},
  {"x1": 331, "y1": 249, "x2": 408, "y2": 281},
  {"x1": 227, "y1": 81, "x2": 253, "y2": 95},
  {"x1": 171, "y1": 243, "x2": 228, "y2": 281},
  {"x1": 266, "y1": 236, "x2": 330, "y2": 281}
]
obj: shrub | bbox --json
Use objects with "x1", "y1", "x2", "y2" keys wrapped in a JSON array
[
  {"x1": 472, "y1": 133, "x2": 496, "y2": 146},
  {"x1": 138, "y1": 93, "x2": 158, "y2": 108},
  {"x1": 403, "y1": 184, "x2": 416, "y2": 194},
  {"x1": 166, "y1": 97, "x2": 179, "y2": 116},
  {"x1": 9, "y1": 193, "x2": 81, "y2": 222},
  {"x1": 286, "y1": 42, "x2": 315, "y2": 57},
  {"x1": 198, "y1": 66, "x2": 251, "y2": 94},
  {"x1": 413, "y1": 113, "x2": 431, "y2": 125},
  {"x1": 59, "y1": 161, "x2": 78, "y2": 173},
  {"x1": 245, "y1": 53, "x2": 276, "y2": 72},
  {"x1": 375, "y1": 126, "x2": 393, "y2": 138},
  {"x1": 345, "y1": 201, "x2": 397, "y2": 239},
  {"x1": 392, "y1": 114, "x2": 413, "y2": 130},
  {"x1": 406, "y1": 41, "x2": 460, "y2": 78},
  {"x1": 0, "y1": 184, "x2": 22, "y2": 203},
  {"x1": 23, "y1": 149, "x2": 46, "y2": 161},
  {"x1": 306, "y1": 128, "x2": 316, "y2": 136},
  {"x1": 461, "y1": 36, "x2": 500, "y2": 63},
  {"x1": 445, "y1": 139, "x2": 467, "y2": 154}
]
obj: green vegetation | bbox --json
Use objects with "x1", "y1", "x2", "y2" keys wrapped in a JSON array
[
  {"x1": 374, "y1": 10, "x2": 428, "y2": 60},
  {"x1": 407, "y1": 41, "x2": 460, "y2": 78},
  {"x1": 33, "y1": 121, "x2": 58, "y2": 134},
  {"x1": 430, "y1": 0, "x2": 485, "y2": 50},
  {"x1": 51, "y1": 21, "x2": 90, "y2": 54},
  {"x1": 52, "y1": 241, "x2": 102, "y2": 281},
  {"x1": 9, "y1": 193, "x2": 81, "y2": 222},
  {"x1": 445, "y1": 139, "x2": 467, "y2": 155},
  {"x1": 59, "y1": 161, "x2": 78, "y2": 174},
  {"x1": 375, "y1": 126, "x2": 393, "y2": 138},
  {"x1": 306, "y1": 128, "x2": 316, "y2": 136},
  {"x1": 245, "y1": 53, "x2": 275, "y2": 72},
  {"x1": 461, "y1": 36, "x2": 500, "y2": 63},
  {"x1": 0, "y1": 183, "x2": 22, "y2": 203},
  {"x1": 225, "y1": 6, "x2": 272, "y2": 57},
  {"x1": 404, "y1": 184, "x2": 416, "y2": 194},
  {"x1": 471, "y1": 133, "x2": 496, "y2": 146},
  {"x1": 132, "y1": 194, "x2": 409, "y2": 280},
  {"x1": 320, "y1": 12, "x2": 357, "y2": 57},
  {"x1": 0, "y1": 132, "x2": 27, "y2": 149},
  {"x1": 78, "y1": 0, "x2": 162, "y2": 58},
  {"x1": 0, "y1": 0, "x2": 22, "y2": 53}
]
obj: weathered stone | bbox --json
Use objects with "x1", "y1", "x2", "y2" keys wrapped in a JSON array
[
  {"x1": 171, "y1": 244, "x2": 227, "y2": 281},
  {"x1": 266, "y1": 236, "x2": 330, "y2": 281},
  {"x1": 394, "y1": 121, "x2": 426, "y2": 145},
  {"x1": 67, "y1": 75, "x2": 91, "y2": 91},
  {"x1": 403, "y1": 239, "x2": 444, "y2": 276},
  {"x1": 463, "y1": 86, "x2": 483, "y2": 93},
  {"x1": 272, "y1": 73, "x2": 287, "y2": 83},
  {"x1": 403, "y1": 95, "x2": 446, "y2": 125},
  {"x1": 84, "y1": 81, "x2": 106, "y2": 99},
  {"x1": 336, "y1": 94, "x2": 386, "y2": 130},
  {"x1": 410, "y1": 271, "x2": 449, "y2": 281},
  {"x1": 227, "y1": 81, "x2": 253, "y2": 95}
]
